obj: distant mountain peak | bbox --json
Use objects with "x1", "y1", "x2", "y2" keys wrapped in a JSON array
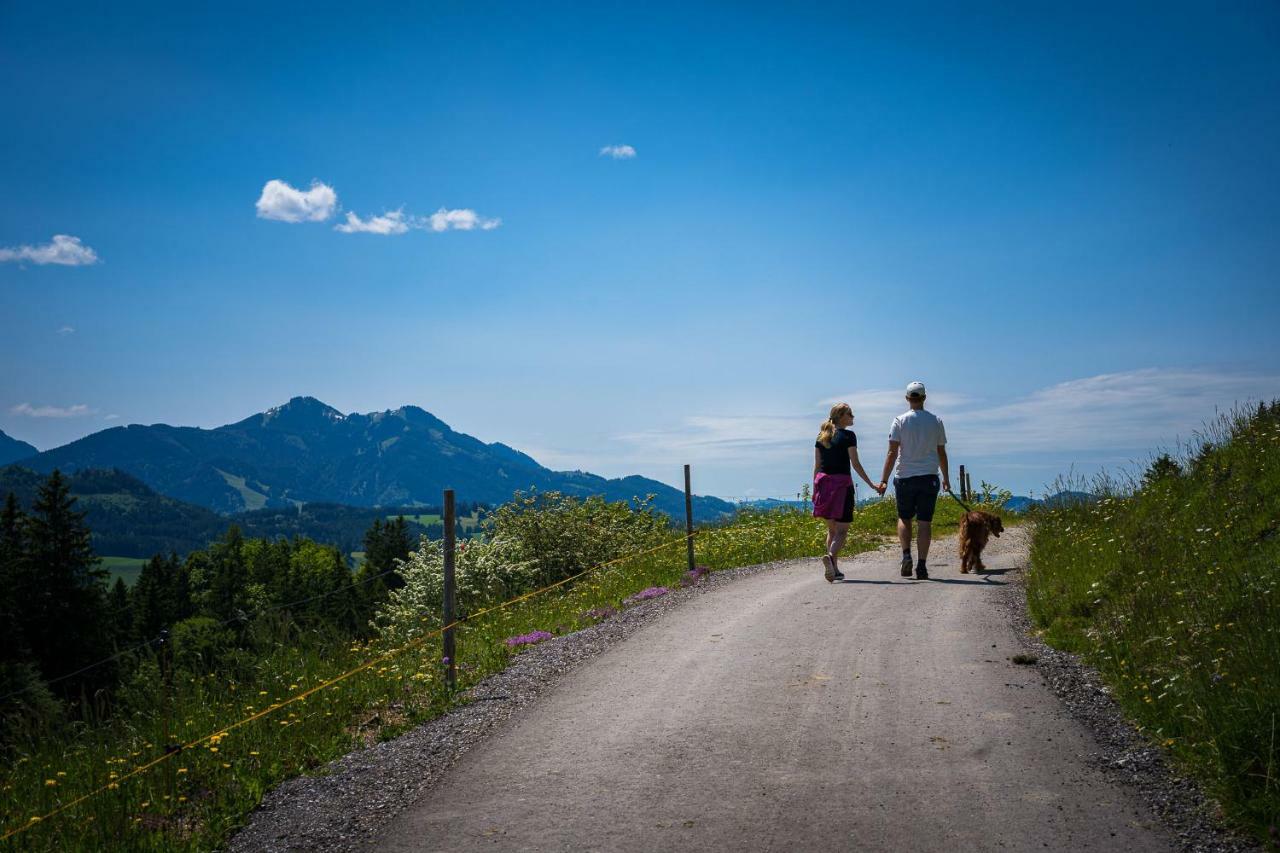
[{"x1": 263, "y1": 396, "x2": 346, "y2": 423}]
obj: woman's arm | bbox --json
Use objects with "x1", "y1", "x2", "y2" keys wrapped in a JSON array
[
  {"x1": 848, "y1": 446, "x2": 877, "y2": 489},
  {"x1": 814, "y1": 446, "x2": 822, "y2": 477}
]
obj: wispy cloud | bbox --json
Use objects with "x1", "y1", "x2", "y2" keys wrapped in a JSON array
[
  {"x1": 104, "y1": 414, "x2": 120, "y2": 420},
  {"x1": 11, "y1": 402, "x2": 94, "y2": 418},
  {"x1": 57, "y1": 325, "x2": 76, "y2": 335},
  {"x1": 0, "y1": 235, "x2": 99, "y2": 266},
  {"x1": 425, "y1": 207, "x2": 501, "y2": 232},
  {"x1": 599, "y1": 144, "x2": 637, "y2": 159},
  {"x1": 614, "y1": 367, "x2": 1280, "y2": 467},
  {"x1": 334, "y1": 207, "x2": 501, "y2": 235},
  {"x1": 334, "y1": 210, "x2": 410, "y2": 235},
  {"x1": 255, "y1": 179, "x2": 338, "y2": 223}
]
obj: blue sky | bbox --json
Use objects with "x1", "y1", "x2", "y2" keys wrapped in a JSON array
[{"x1": 2, "y1": 1, "x2": 1278, "y2": 498}]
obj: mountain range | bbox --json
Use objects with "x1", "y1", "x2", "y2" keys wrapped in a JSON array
[{"x1": 6, "y1": 397, "x2": 733, "y2": 521}]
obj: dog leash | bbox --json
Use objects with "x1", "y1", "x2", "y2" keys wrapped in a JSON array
[{"x1": 946, "y1": 488, "x2": 973, "y2": 513}]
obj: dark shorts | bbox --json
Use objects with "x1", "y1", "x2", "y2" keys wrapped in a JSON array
[
  {"x1": 834, "y1": 487, "x2": 854, "y2": 523},
  {"x1": 895, "y1": 474, "x2": 940, "y2": 522}
]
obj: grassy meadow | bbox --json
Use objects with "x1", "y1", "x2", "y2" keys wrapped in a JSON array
[
  {"x1": 98, "y1": 557, "x2": 148, "y2": 587},
  {"x1": 1027, "y1": 403, "x2": 1280, "y2": 842}
]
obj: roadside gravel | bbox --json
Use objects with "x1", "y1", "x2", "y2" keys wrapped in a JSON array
[
  {"x1": 995, "y1": 549, "x2": 1261, "y2": 853},
  {"x1": 224, "y1": 549, "x2": 864, "y2": 853}
]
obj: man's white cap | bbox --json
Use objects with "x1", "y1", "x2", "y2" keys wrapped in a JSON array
[{"x1": 905, "y1": 381, "x2": 927, "y2": 398}]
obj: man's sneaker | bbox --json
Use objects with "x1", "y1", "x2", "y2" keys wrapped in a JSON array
[
  {"x1": 915, "y1": 560, "x2": 929, "y2": 580},
  {"x1": 899, "y1": 554, "x2": 913, "y2": 577},
  {"x1": 822, "y1": 555, "x2": 836, "y2": 583}
]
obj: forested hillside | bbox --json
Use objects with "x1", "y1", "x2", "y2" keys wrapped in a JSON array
[{"x1": 0, "y1": 466, "x2": 453, "y2": 559}]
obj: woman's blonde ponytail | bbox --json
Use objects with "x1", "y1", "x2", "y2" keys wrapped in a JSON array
[{"x1": 817, "y1": 402, "x2": 852, "y2": 448}]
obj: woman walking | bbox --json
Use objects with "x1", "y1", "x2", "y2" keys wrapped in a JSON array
[{"x1": 814, "y1": 402, "x2": 884, "y2": 582}]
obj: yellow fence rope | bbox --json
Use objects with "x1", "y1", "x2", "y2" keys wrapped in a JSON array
[{"x1": 1, "y1": 532, "x2": 696, "y2": 843}]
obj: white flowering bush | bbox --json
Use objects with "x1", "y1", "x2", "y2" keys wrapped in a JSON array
[{"x1": 373, "y1": 491, "x2": 671, "y2": 645}]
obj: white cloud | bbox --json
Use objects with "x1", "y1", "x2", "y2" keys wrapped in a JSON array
[
  {"x1": 0, "y1": 235, "x2": 99, "y2": 266},
  {"x1": 57, "y1": 326, "x2": 76, "y2": 335},
  {"x1": 425, "y1": 208, "x2": 501, "y2": 232},
  {"x1": 333, "y1": 207, "x2": 501, "y2": 235},
  {"x1": 11, "y1": 402, "x2": 94, "y2": 418},
  {"x1": 334, "y1": 210, "x2": 410, "y2": 235},
  {"x1": 104, "y1": 414, "x2": 120, "y2": 420},
  {"x1": 255, "y1": 179, "x2": 338, "y2": 223},
  {"x1": 599, "y1": 144, "x2": 637, "y2": 159}
]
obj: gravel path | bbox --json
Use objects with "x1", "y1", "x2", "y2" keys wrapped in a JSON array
[
  {"x1": 227, "y1": 528, "x2": 1259, "y2": 852},
  {"x1": 225, "y1": 550, "x2": 815, "y2": 852}
]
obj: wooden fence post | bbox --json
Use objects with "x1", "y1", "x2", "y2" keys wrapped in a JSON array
[
  {"x1": 683, "y1": 464, "x2": 695, "y2": 573},
  {"x1": 958, "y1": 465, "x2": 966, "y2": 500},
  {"x1": 966, "y1": 471, "x2": 974, "y2": 502},
  {"x1": 442, "y1": 489, "x2": 457, "y2": 690}
]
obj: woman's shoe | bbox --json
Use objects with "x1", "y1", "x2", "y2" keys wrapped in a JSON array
[{"x1": 822, "y1": 555, "x2": 836, "y2": 582}]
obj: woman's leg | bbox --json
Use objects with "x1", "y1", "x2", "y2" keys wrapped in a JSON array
[
  {"x1": 825, "y1": 519, "x2": 836, "y2": 555},
  {"x1": 830, "y1": 521, "x2": 851, "y2": 559}
]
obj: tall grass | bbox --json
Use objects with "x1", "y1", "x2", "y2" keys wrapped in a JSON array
[
  {"x1": 1027, "y1": 403, "x2": 1280, "y2": 842},
  {"x1": 0, "y1": 505, "x2": 862, "y2": 852}
]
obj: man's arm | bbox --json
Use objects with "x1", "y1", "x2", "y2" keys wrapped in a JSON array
[
  {"x1": 879, "y1": 441, "x2": 899, "y2": 490},
  {"x1": 938, "y1": 445, "x2": 950, "y2": 492}
]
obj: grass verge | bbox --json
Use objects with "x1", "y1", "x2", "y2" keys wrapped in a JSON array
[{"x1": 1026, "y1": 403, "x2": 1280, "y2": 843}]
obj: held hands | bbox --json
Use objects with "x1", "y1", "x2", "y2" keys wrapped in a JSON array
[
  {"x1": 942, "y1": 479, "x2": 951, "y2": 493},
  {"x1": 874, "y1": 481, "x2": 887, "y2": 497}
]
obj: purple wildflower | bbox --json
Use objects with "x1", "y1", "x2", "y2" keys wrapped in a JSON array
[
  {"x1": 680, "y1": 565, "x2": 711, "y2": 587},
  {"x1": 623, "y1": 586, "x2": 669, "y2": 606},
  {"x1": 505, "y1": 630, "x2": 554, "y2": 648}
]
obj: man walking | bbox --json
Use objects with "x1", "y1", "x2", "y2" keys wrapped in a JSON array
[{"x1": 878, "y1": 381, "x2": 950, "y2": 580}]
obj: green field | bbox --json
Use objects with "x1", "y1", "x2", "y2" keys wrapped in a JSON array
[
  {"x1": 388, "y1": 512, "x2": 441, "y2": 526},
  {"x1": 97, "y1": 555, "x2": 148, "y2": 586},
  {"x1": 387, "y1": 510, "x2": 481, "y2": 531}
]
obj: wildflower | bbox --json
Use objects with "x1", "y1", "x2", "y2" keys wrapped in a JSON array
[
  {"x1": 177, "y1": 768, "x2": 188, "y2": 774},
  {"x1": 44, "y1": 779, "x2": 57, "y2": 787},
  {"x1": 249, "y1": 751, "x2": 260, "y2": 756},
  {"x1": 505, "y1": 631, "x2": 554, "y2": 648},
  {"x1": 624, "y1": 586, "x2": 669, "y2": 605}
]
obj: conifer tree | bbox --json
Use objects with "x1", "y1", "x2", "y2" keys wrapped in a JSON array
[
  {"x1": 206, "y1": 525, "x2": 249, "y2": 625},
  {"x1": 21, "y1": 470, "x2": 111, "y2": 694}
]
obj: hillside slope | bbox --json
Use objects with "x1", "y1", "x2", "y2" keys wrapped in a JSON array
[{"x1": 0, "y1": 428, "x2": 38, "y2": 466}]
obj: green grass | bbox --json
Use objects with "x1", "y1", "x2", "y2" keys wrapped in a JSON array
[
  {"x1": 0, "y1": 507, "x2": 869, "y2": 851},
  {"x1": 389, "y1": 513, "x2": 440, "y2": 526},
  {"x1": 98, "y1": 557, "x2": 149, "y2": 587},
  {"x1": 1026, "y1": 403, "x2": 1280, "y2": 843}
]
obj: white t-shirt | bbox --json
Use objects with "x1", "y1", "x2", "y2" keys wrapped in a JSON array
[{"x1": 889, "y1": 409, "x2": 947, "y2": 478}]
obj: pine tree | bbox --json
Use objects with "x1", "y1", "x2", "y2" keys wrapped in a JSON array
[
  {"x1": 21, "y1": 470, "x2": 111, "y2": 695},
  {"x1": 108, "y1": 577, "x2": 131, "y2": 642},
  {"x1": 0, "y1": 492, "x2": 31, "y2": 662},
  {"x1": 206, "y1": 525, "x2": 249, "y2": 625}
]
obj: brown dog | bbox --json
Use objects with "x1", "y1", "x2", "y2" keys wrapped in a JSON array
[{"x1": 958, "y1": 511, "x2": 1004, "y2": 573}]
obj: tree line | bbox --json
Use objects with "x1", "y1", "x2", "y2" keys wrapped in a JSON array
[{"x1": 0, "y1": 470, "x2": 421, "y2": 742}]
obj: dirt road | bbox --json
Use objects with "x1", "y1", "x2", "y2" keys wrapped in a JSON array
[{"x1": 375, "y1": 528, "x2": 1175, "y2": 852}]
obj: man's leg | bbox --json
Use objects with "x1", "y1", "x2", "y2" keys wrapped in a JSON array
[
  {"x1": 898, "y1": 518, "x2": 912, "y2": 552},
  {"x1": 914, "y1": 477, "x2": 941, "y2": 579}
]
